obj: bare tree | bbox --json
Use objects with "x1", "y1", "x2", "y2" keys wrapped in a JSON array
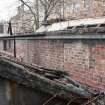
[
  {"x1": 39, "y1": 0, "x2": 63, "y2": 23},
  {"x1": 19, "y1": 0, "x2": 39, "y2": 30},
  {"x1": 19, "y1": 0, "x2": 63, "y2": 26}
]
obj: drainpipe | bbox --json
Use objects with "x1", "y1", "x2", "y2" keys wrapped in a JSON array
[
  {"x1": 13, "y1": 36, "x2": 16, "y2": 58},
  {"x1": 8, "y1": 21, "x2": 16, "y2": 58}
]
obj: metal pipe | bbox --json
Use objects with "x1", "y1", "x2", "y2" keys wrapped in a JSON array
[{"x1": 13, "y1": 36, "x2": 16, "y2": 58}]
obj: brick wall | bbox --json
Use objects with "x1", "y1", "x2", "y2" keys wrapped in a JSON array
[
  {"x1": 64, "y1": 40, "x2": 105, "y2": 90},
  {"x1": 1, "y1": 38, "x2": 105, "y2": 90},
  {"x1": 88, "y1": 40, "x2": 105, "y2": 90},
  {"x1": 24, "y1": 40, "x2": 64, "y2": 70},
  {"x1": 64, "y1": 40, "x2": 90, "y2": 87}
]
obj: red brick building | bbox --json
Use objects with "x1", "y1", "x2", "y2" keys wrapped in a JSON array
[{"x1": 1, "y1": 18, "x2": 105, "y2": 92}]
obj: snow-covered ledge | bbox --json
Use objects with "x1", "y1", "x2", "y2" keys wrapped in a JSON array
[{"x1": 36, "y1": 17, "x2": 105, "y2": 33}]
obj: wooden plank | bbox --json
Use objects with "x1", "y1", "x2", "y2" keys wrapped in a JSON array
[{"x1": 0, "y1": 57, "x2": 93, "y2": 102}]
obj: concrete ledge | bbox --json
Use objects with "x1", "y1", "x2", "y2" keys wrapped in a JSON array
[{"x1": 0, "y1": 31, "x2": 105, "y2": 40}]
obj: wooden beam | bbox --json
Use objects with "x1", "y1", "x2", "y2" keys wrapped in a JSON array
[{"x1": 0, "y1": 57, "x2": 95, "y2": 103}]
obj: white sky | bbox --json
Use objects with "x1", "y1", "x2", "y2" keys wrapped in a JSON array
[{"x1": 0, "y1": 0, "x2": 18, "y2": 21}]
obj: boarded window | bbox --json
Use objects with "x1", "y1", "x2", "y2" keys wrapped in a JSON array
[
  {"x1": 0, "y1": 24, "x2": 4, "y2": 33},
  {"x1": 3, "y1": 40, "x2": 13, "y2": 51},
  {"x1": 3, "y1": 40, "x2": 7, "y2": 51}
]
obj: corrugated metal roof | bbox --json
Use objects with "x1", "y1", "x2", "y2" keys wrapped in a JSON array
[{"x1": 36, "y1": 17, "x2": 105, "y2": 32}]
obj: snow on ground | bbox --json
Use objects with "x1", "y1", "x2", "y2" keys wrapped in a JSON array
[{"x1": 36, "y1": 17, "x2": 105, "y2": 33}]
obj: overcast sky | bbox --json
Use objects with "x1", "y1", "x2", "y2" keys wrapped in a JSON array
[{"x1": 0, "y1": 0, "x2": 18, "y2": 21}]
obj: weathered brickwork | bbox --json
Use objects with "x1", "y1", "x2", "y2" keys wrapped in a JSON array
[
  {"x1": 1, "y1": 38, "x2": 105, "y2": 90},
  {"x1": 16, "y1": 40, "x2": 27, "y2": 61},
  {"x1": 25, "y1": 40, "x2": 64, "y2": 70},
  {"x1": 64, "y1": 40, "x2": 105, "y2": 90},
  {"x1": 3, "y1": 39, "x2": 64, "y2": 70},
  {"x1": 88, "y1": 40, "x2": 105, "y2": 90},
  {"x1": 64, "y1": 40, "x2": 90, "y2": 86}
]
